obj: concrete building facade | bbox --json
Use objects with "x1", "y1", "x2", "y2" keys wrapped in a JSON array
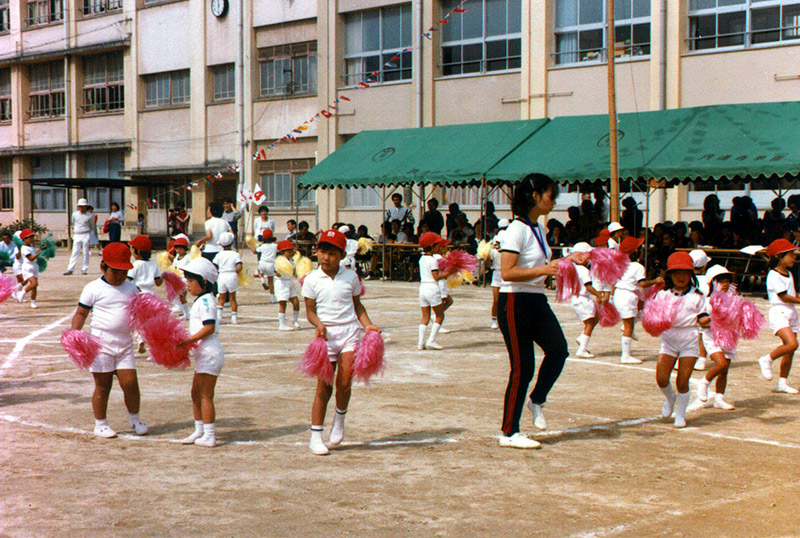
[{"x1": 1, "y1": 0, "x2": 799, "y2": 239}]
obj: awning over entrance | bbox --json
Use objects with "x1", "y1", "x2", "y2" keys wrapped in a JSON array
[{"x1": 296, "y1": 119, "x2": 549, "y2": 189}]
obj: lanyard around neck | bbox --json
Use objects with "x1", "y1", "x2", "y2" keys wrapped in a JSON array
[{"x1": 522, "y1": 217, "x2": 550, "y2": 259}]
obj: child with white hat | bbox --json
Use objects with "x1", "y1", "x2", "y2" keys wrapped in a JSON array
[{"x1": 213, "y1": 231, "x2": 242, "y2": 325}]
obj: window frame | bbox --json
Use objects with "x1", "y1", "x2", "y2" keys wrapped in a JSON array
[
  {"x1": 343, "y1": 186, "x2": 382, "y2": 209},
  {"x1": 28, "y1": 60, "x2": 66, "y2": 119},
  {"x1": 82, "y1": 51, "x2": 124, "y2": 114},
  {"x1": 79, "y1": 0, "x2": 122, "y2": 17},
  {"x1": 211, "y1": 63, "x2": 235, "y2": 102},
  {"x1": 0, "y1": 0, "x2": 10, "y2": 33},
  {"x1": 0, "y1": 68, "x2": 11, "y2": 123},
  {"x1": 343, "y1": 6, "x2": 413, "y2": 87},
  {"x1": 258, "y1": 159, "x2": 316, "y2": 210},
  {"x1": 143, "y1": 69, "x2": 190, "y2": 108},
  {"x1": 0, "y1": 159, "x2": 12, "y2": 211},
  {"x1": 26, "y1": 0, "x2": 64, "y2": 28},
  {"x1": 688, "y1": 0, "x2": 800, "y2": 51},
  {"x1": 553, "y1": 0, "x2": 651, "y2": 65},
  {"x1": 258, "y1": 42, "x2": 318, "y2": 99}
]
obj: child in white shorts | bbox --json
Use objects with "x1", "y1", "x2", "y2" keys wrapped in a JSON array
[
  {"x1": 569, "y1": 242, "x2": 600, "y2": 358},
  {"x1": 690, "y1": 249, "x2": 711, "y2": 370},
  {"x1": 13, "y1": 229, "x2": 44, "y2": 308},
  {"x1": 757, "y1": 239, "x2": 800, "y2": 394},
  {"x1": 213, "y1": 232, "x2": 242, "y2": 325},
  {"x1": 433, "y1": 250, "x2": 454, "y2": 334},
  {"x1": 275, "y1": 239, "x2": 300, "y2": 330},
  {"x1": 417, "y1": 233, "x2": 456, "y2": 351},
  {"x1": 128, "y1": 235, "x2": 163, "y2": 354},
  {"x1": 251, "y1": 229, "x2": 277, "y2": 303},
  {"x1": 178, "y1": 257, "x2": 224, "y2": 448},
  {"x1": 171, "y1": 237, "x2": 192, "y2": 317},
  {"x1": 70, "y1": 243, "x2": 148, "y2": 438},
  {"x1": 302, "y1": 229, "x2": 380, "y2": 456}
]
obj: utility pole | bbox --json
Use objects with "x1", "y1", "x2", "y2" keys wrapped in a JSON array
[{"x1": 607, "y1": 0, "x2": 620, "y2": 221}]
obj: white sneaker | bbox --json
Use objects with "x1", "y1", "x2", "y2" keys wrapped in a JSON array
[
  {"x1": 293, "y1": 321, "x2": 301, "y2": 329},
  {"x1": 777, "y1": 380, "x2": 799, "y2": 394},
  {"x1": 230, "y1": 314, "x2": 238, "y2": 325},
  {"x1": 269, "y1": 295, "x2": 277, "y2": 304},
  {"x1": 697, "y1": 378, "x2": 710, "y2": 402},
  {"x1": 279, "y1": 324, "x2": 293, "y2": 331},
  {"x1": 714, "y1": 396, "x2": 735, "y2": 410},
  {"x1": 13, "y1": 289, "x2": 24, "y2": 303},
  {"x1": 527, "y1": 400, "x2": 546, "y2": 430},
  {"x1": 661, "y1": 392, "x2": 676, "y2": 418},
  {"x1": 759, "y1": 355, "x2": 773, "y2": 380},
  {"x1": 438, "y1": 327, "x2": 451, "y2": 334},
  {"x1": 694, "y1": 357, "x2": 707, "y2": 370},
  {"x1": 490, "y1": 320, "x2": 499, "y2": 330},
  {"x1": 29, "y1": 301, "x2": 38, "y2": 309},
  {"x1": 674, "y1": 415, "x2": 686, "y2": 428},
  {"x1": 425, "y1": 341, "x2": 443, "y2": 350},
  {"x1": 130, "y1": 421, "x2": 149, "y2": 435},
  {"x1": 309, "y1": 436, "x2": 330, "y2": 455},
  {"x1": 498, "y1": 432, "x2": 541, "y2": 449},
  {"x1": 417, "y1": 344, "x2": 426, "y2": 351},
  {"x1": 575, "y1": 349, "x2": 595, "y2": 358},
  {"x1": 329, "y1": 412, "x2": 346, "y2": 446},
  {"x1": 620, "y1": 356, "x2": 642, "y2": 364},
  {"x1": 94, "y1": 424, "x2": 117, "y2": 438},
  {"x1": 194, "y1": 435, "x2": 216, "y2": 447},
  {"x1": 180, "y1": 431, "x2": 204, "y2": 444}
]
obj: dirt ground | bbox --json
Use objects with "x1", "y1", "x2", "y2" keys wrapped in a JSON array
[{"x1": 2, "y1": 252, "x2": 800, "y2": 538}]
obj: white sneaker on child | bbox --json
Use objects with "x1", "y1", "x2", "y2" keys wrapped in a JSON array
[
  {"x1": 279, "y1": 324, "x2": 293, "y2": 331},
  {"x1": 438, "y1": 327, "x2": 451, "y2": 334},
  {"x1": 527, "y1": 400, "x2": 547, "y2": 430},
  {"x1": 231, "y1": 313, "x2": 238, "y2": 325},
  {"x1": 94, "y1": 424, "x2": 117, "y2": 438},
  {"x1": 490, "y1": 320, "x2": 499, "y2": 330},
  {"x1": 29, "y1": 301, "x2": 38, "y2": 309},
  {"x1": 777, "y1": 379, "x2": 799, "y2": 394},
  {"x1": 620, "y1": 355, "x2": 642, "y2": 364},
  {"x1": 714, "y1": 395, "x2": 735, "y2": 410},
  {"x1": 181, "y1": 431, "x2": 203, "y2": 444},
  {"x1": 293, "y1": 321, "x2": 301, "y2": 329},
  {"x1": 194, "y1": 435, "x2": 216, "y2": 447},
  {"x1": 697, "y1": 377, "x2": 710, "y2": 402},
  {"x1": 309, "y1": 436, "x2": 330, "y2": 455},
  {"x1": 130, "y1": 420, "x2": 148, "y2": 435},
  {"x1": 425, "y1": 341, "x2": 443, "y2": 350},
  {"x1": 758, "y1": 355, "x2": 773, "y2": 380},
  {"x1": 498, "y1": 432, "x2": 541, "y2": 449},
  {"x1": 329, "y1": 409, "x2": 346, "y2": 446},
  {"x1": 575, "y1": 349, "x2": 595, "y2": 358}
]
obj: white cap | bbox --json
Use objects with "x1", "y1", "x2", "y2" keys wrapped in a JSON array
[
  {"x1": 183, "y1": 257, "x2": 218, "y2": 284},
  {"x1": 498, "y1": 219, "x2": 510, "y2": 229},
  {"x1": 689, "y1": 249, "x2": 710, "y2": 268},
  {"x1": 172, "y1": 233, "x2": 190, "y2": 243},
  {"x1": 338, "y1": 225, "x2": 351, "y2": 233},
  {"x1": 77, "y1": 198, "x2": 89, "y2": 206},
  {"x1": 13, "y1": 230, "x2": 22, "y2": 238},
  {"x1": 705, "y1": 264, "x2": 733, "y2": 283},
  {"x1": 218, "y1": 231, "x2": 235, "y2": 247},
  {"x1": 571, "y1": 242, "x2": 593, "y2": 254},
  {"x1": 607, "y1": 222, "x2": 624, "y2": 234}
]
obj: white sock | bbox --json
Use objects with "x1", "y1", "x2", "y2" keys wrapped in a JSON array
[
  {"x1": 674, "y1": 391, "x2": 690, "y2": 424},
  {"x1": 621, "y1": 336, "x2": 633, "y2": 358},
  {"x1": 181, "y1": 303, "x2": 190, "y2": 317},
  {"x1": 293, "y1": 310, "x2": 299, "y2": 324},
  {"x1": 418, "y1": 324, "x2": 427, "y2": 348},
  {"x1": 426, "y1": 323, "x2": 441, "y2": 345},
  {"x1": 95, "y1": 418, "x2": 109, "y2": 428},
  {"x1": 310, "y1": 425, "x2": 324, "y2": 442},
  {"x1": 128, "y1": 412, "x2": 141, "y2": 425},
  {"x1": 660, "y1": 384, "x2": 675, "y2": 400},
  {"x1": 278, "y1": 313, "x2": 287, "y2": 326},
  {"x1": 216, "y1": 305, "x2": 223, "y2": 316},
  {"x1": 202, "y1": 423, "x2": 215, "y2": 438},
  {"x1": 193, "y1": 420, "x2": 204, "y2": 435},
  {"x1": 576, "y1": 333, "x2": 590, "y2": 352}
]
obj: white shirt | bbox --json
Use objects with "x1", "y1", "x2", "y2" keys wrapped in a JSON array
[
  {"x1": 345, "y1": 239, "x2": 359, "y2": 257},
  {"x1": 129, "y1": 259, "x2": 160, "y2": 292},
  {"x1": 386, "y1": 205, "x2": 413, "y2": 224},
  {"x1": 189, "y1": 292, "x2": 222, "y2": 356},
  {"x1": 213, "y1": 250, "x2": 242, "y2": 274},
  {"x1": 655, "y1": 288, "x2": 707, "y2": 328},
  {"x1": 256, "y1": 243, "x2": 278, "y2": 264},
  {"x1": 696, "y1": 274, "x2": 710, "y2": 296},
  {"x1": 302, "y1": 266, "x2": 361, "y2": 326},
  {"x1": 20, "y1": 245, "x2": 37, "y2": 271},
  {"x1": 575, "y1": 264, "x2": 592, "y2": 299},
  {"x1": 608, "y1": 237, "x2": 619, "y2": 250},
  {"x1": 72, "y1": 211, "x2": 95, "y2": 235},
  {"x1": 499, "y1": 219, "x2": 550, "y2": 294},
  {"x1": 490, "y1": 247, "x2": 502, "y2": 271},
  {"x1": 79, "y1": 278, "x2": 139, "y2": 340},
  {"x1": 0, "y1": 240, "x2": 18, "y2": 260},
  {"x1": 253, "y1": 217, "x2": 275, "y2": 240},
  {"x1": 172, "y1": 253, "x2": 192, "y2": 273},
  {"x1": 767, "y1": 269, "x2": 796, "y2": 306},
  {"x1": 203, "y1": 217, "x2": 232, "y2": 253},
  {"x1": 419, "y1": 254, "x2": 439, "y2": 284},
  {"x1": 615, "y1": 261, "x2": 646, "y2": 292},
  {"x1": 396, "y1": 231, "x2": 409, "y2": 243},
  {"x1": 108, "y1": 210, "x2": 124, "y2": 223}
]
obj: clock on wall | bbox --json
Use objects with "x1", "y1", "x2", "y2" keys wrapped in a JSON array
[{"x1": 211, "y1": 0, "x2": 228, "y2": 18}]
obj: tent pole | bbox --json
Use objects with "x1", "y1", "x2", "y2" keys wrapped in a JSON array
[
  {"x1": 382, "y1": 185, "x2": 386, "y2": 281},
  {"x1": 65, "y1": 186, "x2": 72, "y2": 248},
  {"x1": 645, "y1": 180, "x2": 651, "y2": 274},
  {"x1": 607, "y1": 0, "x2": 620, "y2": 222}
]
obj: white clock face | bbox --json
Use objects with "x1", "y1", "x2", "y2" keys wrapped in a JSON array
[{"x1": 211, "y1": 0, "x2": 227, "y2": 17}]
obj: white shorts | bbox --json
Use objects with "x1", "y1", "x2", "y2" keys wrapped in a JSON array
[
  {"x1": 275, "y1": 278, "x2": 297, "y2": 302},
  {"x1": 12, "y1": 260, "x2": 22, "y2": 276},
  {"x1": 217, "y1": 272, "x2": 239, "y2": 294},
  {"x1": 571, "y1": 296, "x2": 597, "y2": 322},
  {"x1": 660, "y1": 327, "x2": 700, "y2": 359},
  {"x1": 340, "y1": 256, "x2": 355, "y2": 269},
  {"x1": 439, "y1": 280, "x2": 449, "y2": 299},
  {"x1": 613, "y1": 289, "x2": 640, "y2": 319},
  {"x1": 419, "y1": 282, "x2": 442, "y2": 307},
  {"x1": 491, "y1": 270, "x2": 503, "y2": 288},
  {"x1": 325, "y1": 322, "x2": 362, "y2": 362},
  {"x1": 769, "y1": 304, "x2": 799, "y2": 335},
  {"x1": 21, "y1": 264, "x2": 39, "y2": 281},
  {"x1": 701, "y1": 329, "x2": 737, "y2": 361},
  {"x1": 258, "y1": 261, "x2": 275, "y2": 277},
  {"x1": 89, "y1": 331, "x2": 136, "y2": 373},
  {"x1": 194, "y1": 338, "x2": 224, "y2": 376}
]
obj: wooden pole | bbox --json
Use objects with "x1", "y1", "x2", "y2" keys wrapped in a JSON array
[{"x1": 607, "y1": 0, "x2": 620, "y2": 222}]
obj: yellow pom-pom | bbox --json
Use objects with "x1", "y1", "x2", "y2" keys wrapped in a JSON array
[
  {"x1": 476, "y1": 240, "x2": 493, "y2": 260},
  {"x1": 238, "y1": 265, "x2": 252, "y2": 287},
  {"x1": 189, "y1": 245, "x2": 201, "y2": 260},
  {"x1": 446, "y1": 270, "x2": 475, "y2": 288},
  {"x1": 275, "y1": 256, "x2": 294, "y2": 278},
  {"x1": 245, "y1": 235, "x2": 257, "y2": 250},
  {"x1": 295, "y1": 256, "x2": 313, "y2": 280},
  {"x1": 156, "y1": 251, "x2": 173, "y2": 272},
  {"x1": 292, "y1": 251, "x2": 301, "y2": 264},
  {"x1": 357, "y1": 237, "x2": 374, "y2": 255}
]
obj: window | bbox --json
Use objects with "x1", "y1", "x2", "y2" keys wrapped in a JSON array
[
  {"x1": 689, "y1": 0, "x2": 800, "y2": 50},
  {"x1": 1, "y1": 0, "x2": 10, "y2": 32},
  {"x1": 0, "y1": 159, "x2": 12, "y2": 210},
  {"x1": 344, "y1": 6, "x2": 412, "y2": 86},
  {"x1": 212, "y1": 64, "x2": 235, "y2": 102},
  {"x1": 29, "y1": 61, "x2": 65, "y2": 118},
  {"x1": 554, "y1": 0, "x2": 651, "y2": 64},
  {"x1": 82, "y1": 52, "x2": 124, "y2": 113},
  {"x1": 31, "y1": 154, "x2": 66, "y2": 211},
  {"x1": 258, "y1": 159, "x2": 315, "y2": 209},
  {"x1": 259, "y1": 42, "x2": 318, "y2": 98},
  {"x1": 343, "y1": 186, "x2": 382, "y2": 208},
  {"x1": 144, "y1": 70, "x2": 190, "y2": 107},
  {"x1": 84, "y1": 151, "x2": 124, "y2": 212},
  {"x1": 80, "y1": 0, "x2": 122, "y2": 16},
  {"x1": 26, "y1": 0, "x2": 64, "y2": 27},
  {"x1": 0, "y1": 68, "x2": 10, "y2": 122},
  {"x1": 444, "y1": 186, "x2": 511, "y2": 209}
]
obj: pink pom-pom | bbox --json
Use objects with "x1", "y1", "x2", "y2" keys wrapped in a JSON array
[
  {"x1": 599, "y1": 301, "x2": 621, "y2": 327},
  {"x1": 556, "y1": 258, "x2": 581, "y2": 303},
  {"x1": 0, "y1": 275, "x2": 16, "y2": 304},
  {"x1": 353, "y1": 330, "x2": 385, "y2": 384},
  {"x1": 61, "y1": 329, "x2": 102, "y2": 369},
  {"x1": 740, "y1": 300, "x2": 766, "y2": 340},
  {"x1": 161, "y1": 271, "x2": 187, "y2": 302},
  {"x1": 637, "y1": 281, "x2": 664, "y2": 302},
  {"x1": 129, "y1": 293, "x2": 195, "y2": 369},
  {"x1": 128, "y1": 292, "x2": 167, "y2": 332},
  {"x1": 437, "y1": 249, "x2": 479, "y2": 274},
  {"x1": 298, "y1": 337, "x2": 334, "y2": 385},
  {"x1": 709, "y1": 285, "x2": 742, "y2": 350},
  {"x1": 590, "y1": 248, "x2": 630, "y2": 286},
  {"x1": 641, "y1": 291, "x2": 683, "y2": 337}
]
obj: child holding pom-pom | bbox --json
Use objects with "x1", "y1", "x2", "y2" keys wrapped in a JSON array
[
  {"x1": 301, "y1": 229, "x2": 380, "y2": 455},
  {"x1": 417, "y1": 232, "x2": 457, "y2": 351},
  {"x1": 170, "y1": 236, "x2": 192, "y2": 317},
  {"x1": 653, "y1": 252, "x2": 708, "y2": 428},
  {"x1": 250, "y1": 229, "x2": 277, "y2": 303},
  {"x1": 432, "y1": 242, "x2": 455, "y2": 335},
  {"x1": 568, "y1": 242, "x2": 601, "y2": 358},
  {"x1": 757, "y1": 239, "x2": 800, "y2": 394},
  {"x1": 275, "y1": 240, "x2": 301, "y2": 330},
  {"x1": 177, "y1": 257, "x2": 224, "y2": 447},
  {"x1": 70, "y1": 243, "x2": 148, "y2": 438},
  {"x1": 12, "y1": 229, "x2": 45, "y2": 308},
  {"x1": 128, "y1": 235, "x2": 163, "y2": 354},
  {"x1": 213, "y1": 232, "x2": 243, "y2": 325}
]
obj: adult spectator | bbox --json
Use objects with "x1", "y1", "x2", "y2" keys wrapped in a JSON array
[
  {"x1": 483, "y1": 201, "x2": 500, "y2": 239},
  {"x1": 195, "y1": 202, "x2": 231, "y2": 261},
  {"x1": 446, "y1": 203, "x2": 460, "y2": 237},
  {"x1": 673, "y1": 222, "x2": 691, "y2": 249},
  {"x1": 702, "y1": 194, "x2": 724, "y2": 244},
  {"x1": 546, "y1": 219, "x2": 567, "y2": 251},
  {"x1": 0, "y1": 230, "x2": 18, "y2": 273},
  {"x1": 168, "y1": 208, "x2": 178, "y2": 236},
  {"x1": 391, "y1": 220, "x2": 406, "y2": 242},
  {"x1": 688, "y1": 221, "x2": 706, "y2": 248},
  {"x1": 294, "y1": 220, "x2": 316, "y2": 258},
  {"x1": 222, "y1": 198, "x2": 242, "y2": 245},
  {"x1": 105, "y1": 202, "x2": 124, "y2": 244},
  {"x1": 764, "y1": 197, "x2": 786, "y2": 242},
  {"x1": 174, "y1": 203, "x2": 190, "y2": 236},
  {"x1": 421, "y1": 198, "x2": 445, "y2": 235},
  {"x1": 400, "y1": 222, "x2": 416, "y2": 244},
  {"x1": 731, "y1": 196, "x2": 756, "y2": 243},
  {"x1": 578, "y1": 199, "x2": 599, "y2": 241},
  {"x1": 385, "y1": 193, "x2": 414, "y2": 228},
  {"x1": 620, "y1": 197, "x2": 643, "y2": 237},
  {"x1": 565, "y1": 206, "x2": 582, "y2": 241},
  {"x1": 285, "y1": 219, "x2": 298, "y2": 240},
  {"x1": 253, "y1": 205, "x2": 275, "y2": 241},
  {"x1": 449, "y1": 212, "x2": 477, "y2": 253},
  {"x1": 64, "y1": 198, "x2": 95, "y2": 275},
  {"x1": 785, "y1": 195, "x2": 800, "y2": 232}
]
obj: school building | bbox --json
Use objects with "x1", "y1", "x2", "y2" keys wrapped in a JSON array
[{"x1": 1, "y1": 0, "x2": 799, "y2": 239}]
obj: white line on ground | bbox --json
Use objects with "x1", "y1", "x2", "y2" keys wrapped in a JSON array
[{"x1": 0, "y1": 314, "x2": 70, "y2": 374}]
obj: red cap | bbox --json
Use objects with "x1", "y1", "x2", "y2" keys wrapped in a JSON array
[
  {"x1": 102, "y1": 242, "x2": 134, "y2": 270},
  {"x1": 173, "y1": 237, "x2": 189, "y2": 248},
  {"x1": 437, "y1": 237, "x2": 451, "y2": 247},
  {"x1": 595, "y1": 229, "x2": 610, "y2": 247},
  {"x1": 419, "y1": 232, "x2": 441, "y2": 249},
  {"x1": 128, "y1": 235, "x2": 152, "y2": 253},
  {"x1": 19, "y1": 228, "x2": 35, "y2": 240},
  {"x1": 667, "y1": 252, "x2": 694, "y2": 272},
  {"x1": 276, "y1": 239, "x2": 294, "y2": 252},
  {"x1": 619, "y1": 236, "x2": 644, "y2": 255},
  {"x1": 261, "y1": 229, "x2": 274, "y2": 240},
  {"x1": 767, "y1": 238, "x2": 798, "y2": 258},
  {"x1": 166, "y1": 240, "x2": 176, "y2": 255},
  {"x1": 317, "y1": 229, "x2": 346, "y2": 252}
]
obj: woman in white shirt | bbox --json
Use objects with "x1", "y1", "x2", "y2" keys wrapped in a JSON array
[
  {"x1": 497, "y1": 174, "x2": 589, "y2": 450},
  {"x1": 106, "y1": 202, "x2": 124, "y2": 243}
]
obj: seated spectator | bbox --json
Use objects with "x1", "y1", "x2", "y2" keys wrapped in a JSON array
[
  {"x1": 392, "y1": 219, "x2": 406, "y2": 242},
  {"x1": 422, "y1": 198, "x2": 445, "y2": 235},
  {"x1": 578, "y1": 199, "x2": 599, "y2": 241},
  {"x1": 716, "y1": 222, "x2": 734, "y2": 249},
  {"x1": 688, "y1": 221, "x2": 706, "y2": 248},
  {"x1": 285, "y1": 219, "x2": 298, "y2": 240},
  {"x1": 620, "y1": 197, "x2": 643, "y2": 237},
  {"x1": 446, "y1": 203, "x2": 460, "y2": 237},
  {"x1": 400, "y1": 222, "x2": 417, "y2": 244},
  {"x1": 673, "y1": 221, "x2": 691, "y2": 248}
]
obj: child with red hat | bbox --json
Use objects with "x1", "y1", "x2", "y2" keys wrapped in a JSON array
[
  {"x1": 69, "y1": 242, "x2": 148, "y2": 438},
  {"x1": 417, "y1": 232, "x2": 457, "y2": 350},
  {"x1": 128, "y1": 235, "x2": 163, "y2": 354},
  {"x1": 170, "y1": 236, "x2": 192, "y2": 317},
  {"x1": 757, "y1": 239, "x2": 800, "y2": 393},
  {"x1": 301, "y1": 229, "x2": 380, "y2": 455},
  {"x1": 275, "y1": 239, "x2": 300, "y2": 330},
  {"x1": 591, "y1": 229, "x2": 614, "y2": 311},
  {"x1": 12, "y1": 229, "x2": 45, "y2": 308},
  {"x1": 651, "y1": 251, "x2": 709, "y2": 428},
  {"x1": 250, "y1": 229, "x2": 277, "y2": 303}
]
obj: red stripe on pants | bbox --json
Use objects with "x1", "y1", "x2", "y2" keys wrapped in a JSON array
[{"x1": 502, "y1": 293, "x2": 520, "y2": 433}]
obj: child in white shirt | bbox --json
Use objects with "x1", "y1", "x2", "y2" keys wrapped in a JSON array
[
  {"x1": 251, "y1": 229, "x2": 277, "y2": 303},
  {"x1": 171, "y1": 237, "x2": 192, "y2": 317},
  {"x1": 417, "y1": 232, "x2": 456, "y2": 351},
  {"x1": 275, "y1": 240, "x2": 301, "y2": 330},
  {"x1": 569, "y1": 242, "x2": 601, "y2": 358},
  {"x1": 213, "y1": 232, "x2": 243, "y2": 325},
  {"x1": 13, "y1": 229, "x2": 44, "y2": 308}
]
